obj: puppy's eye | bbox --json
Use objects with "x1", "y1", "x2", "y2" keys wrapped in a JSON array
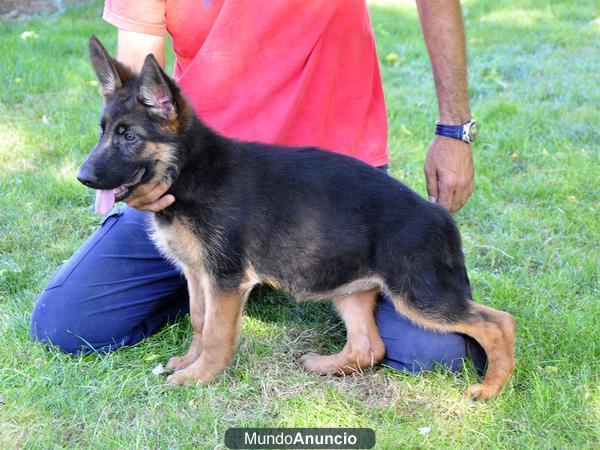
[{"x1": 124, "y1": 131, "x2": 136, "y2": 141}]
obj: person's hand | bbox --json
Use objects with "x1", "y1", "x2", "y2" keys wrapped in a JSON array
[
  {"x1": 424, "y1": 135, "x2": 474, "y2": 214},
  {"x1": 125, "y1": 181, "x2": 175, "y2": 212}
]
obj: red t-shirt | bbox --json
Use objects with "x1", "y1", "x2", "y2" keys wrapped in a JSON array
[{"x1": 103, "y1": 0, "x2": 388, "y2": 166}]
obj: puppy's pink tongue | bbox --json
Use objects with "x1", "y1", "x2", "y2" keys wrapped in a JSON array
[{"x1": 95, "y1": 189, "x2": 115, "y2": 215}]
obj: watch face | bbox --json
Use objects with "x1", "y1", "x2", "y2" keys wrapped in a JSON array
[{"x1": 467, "y1": 121, "x2": 479, "y2": 142}]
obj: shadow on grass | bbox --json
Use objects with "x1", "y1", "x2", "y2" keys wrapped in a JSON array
[{"x1": 245, "y1": 287, "x2": 346, "y2": 350}]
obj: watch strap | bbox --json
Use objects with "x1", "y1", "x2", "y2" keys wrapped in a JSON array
[{"x1": 435, "y1": 122, "x2": 464, "y2": 140}]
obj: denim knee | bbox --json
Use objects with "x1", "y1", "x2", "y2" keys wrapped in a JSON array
[{"x1": 30, "y1": 287, "x2": 99, "y2": 354}]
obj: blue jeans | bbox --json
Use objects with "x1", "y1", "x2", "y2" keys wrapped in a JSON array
[{"x1": 31, "y1": 169, "x2": 485, "y2": 373}]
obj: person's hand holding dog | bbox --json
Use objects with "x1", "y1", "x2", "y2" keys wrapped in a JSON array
[
  {"x1": 126, "y1": 181, "x2": 175, "y2": 212},
  {"x1": 424, "y1": 136, "x2": 474, "y2": 214}
]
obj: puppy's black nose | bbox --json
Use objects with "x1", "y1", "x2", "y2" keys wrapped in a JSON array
[{"x1": 77, "y1": 166, "x2": 98, "y2": 188}]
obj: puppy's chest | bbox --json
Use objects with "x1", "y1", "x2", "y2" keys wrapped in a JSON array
[{"x1": 149, "y1": 217, "x2": 205, "y2": 271}]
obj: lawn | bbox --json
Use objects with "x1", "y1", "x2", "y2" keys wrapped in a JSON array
[{"x1": 1, "y1": 0, "x2": 598, "y2": 448}]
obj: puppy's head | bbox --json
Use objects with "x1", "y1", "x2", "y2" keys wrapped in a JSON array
[{"x1": 78, "y1": 35, "x2": 187, "y2": 207}]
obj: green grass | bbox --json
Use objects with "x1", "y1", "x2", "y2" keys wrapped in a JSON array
[{"x1": 1, "y1": 0, "x2": 598, "y2": 447}]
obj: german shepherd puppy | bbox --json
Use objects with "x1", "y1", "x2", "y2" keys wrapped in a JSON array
[{"x1": 78, "y1": 36, "x2": 515, "y2": 399}]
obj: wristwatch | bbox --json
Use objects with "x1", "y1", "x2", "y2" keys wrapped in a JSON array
[{"x1": 435, "y1": 119, "x2": 479, "y2": 144}]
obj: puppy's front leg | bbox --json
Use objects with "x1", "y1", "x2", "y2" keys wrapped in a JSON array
[
  {"x1": 165, "y1": 288, "x2": 245, "y2": 385},
  {"x1": 166, "y1": 268, "x2": 206, "y2": 372}
]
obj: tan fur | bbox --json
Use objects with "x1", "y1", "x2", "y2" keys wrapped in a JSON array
[
  {"x1": 239, "y1": 265, "x2": 262, "y2": 292},
  {"x1": 390, "y1": 294, "x2": 516, "y2": 400},
  {"x1": 299, "y1": 288, "x2": 386, "y2": 375},
  {"x1": 262, "y1": 276, "x2": 284, "y2": 291},
  {"x1": 165, "y1": 289, "x2": 247, "y2": 385},
  {"x1": 301, "y1": 276, "x2": 385, "y2": 301},
  {"x1": 169, "y1": 94, "x2": 192, "y2": 133},
  {"x1": 454, "y1": 303, "x2": 516, "y2": 400},
  {"x1": 389, "y1": 294, "x2": 457, "y2": 333},
  {"x1": 143, "y1": 142, "x2": 178, "y2": 184},
  {"x1": 241, "y1": 266, "x2": 285, "y2": 291},
  {"x1": 158, "y1": 223, "x2": 256, "y2": 384},
  {"x1": 152, "y1": 218, "x2": 215, "y2": 374},
  {"x1": 166, "y1": 267, "x2": 207, "y2": 372},
  {"x1": 149, "y1": 217, "x2": 204, "y2": 271}
]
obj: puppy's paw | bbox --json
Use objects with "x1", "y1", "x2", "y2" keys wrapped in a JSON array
[
  {"x1": 164, "y1": 369, "x2": 198, "y2": 387},
  {"x1": 299, "y1": 352, "x2": 334, "y2": 375},
  {"x1": 163, "y1": 362, "x2": 220, "y2": 387},
  {"x1": 166, "y1": 355, "x2": 195, "y2": 372},
  {"x1": 464, "y1": 383, "x2": 500, "y2": 401}
]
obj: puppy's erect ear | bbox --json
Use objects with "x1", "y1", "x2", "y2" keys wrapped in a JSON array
[
  {"x1": 138, "y1": 54, "x2": 177, "y2": 121},
  {"x1": 88, "y1": 35, "x2": 123, "y2": 96}
]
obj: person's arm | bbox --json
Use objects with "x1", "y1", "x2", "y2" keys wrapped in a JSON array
[
  {"x1": 114, "y1": 29, "x2": 175, "y2": 212},
  {"x1": 117, "y1": 29, "x2": 165, "y2": 71},
  {"x1": 416, "y1": 0, "x2": 474, "y2": 214}
]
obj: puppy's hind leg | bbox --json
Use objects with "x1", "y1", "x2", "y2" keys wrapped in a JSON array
[
  {"x1": 391, "y1": 295, "x2": 516, "y2": 400},
  {"x1": 300, "y1": 288, "x2": 386, "y2": 375},
  {"x1": 455, "y1": 302, "x2": 516, "y2": 400}
]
